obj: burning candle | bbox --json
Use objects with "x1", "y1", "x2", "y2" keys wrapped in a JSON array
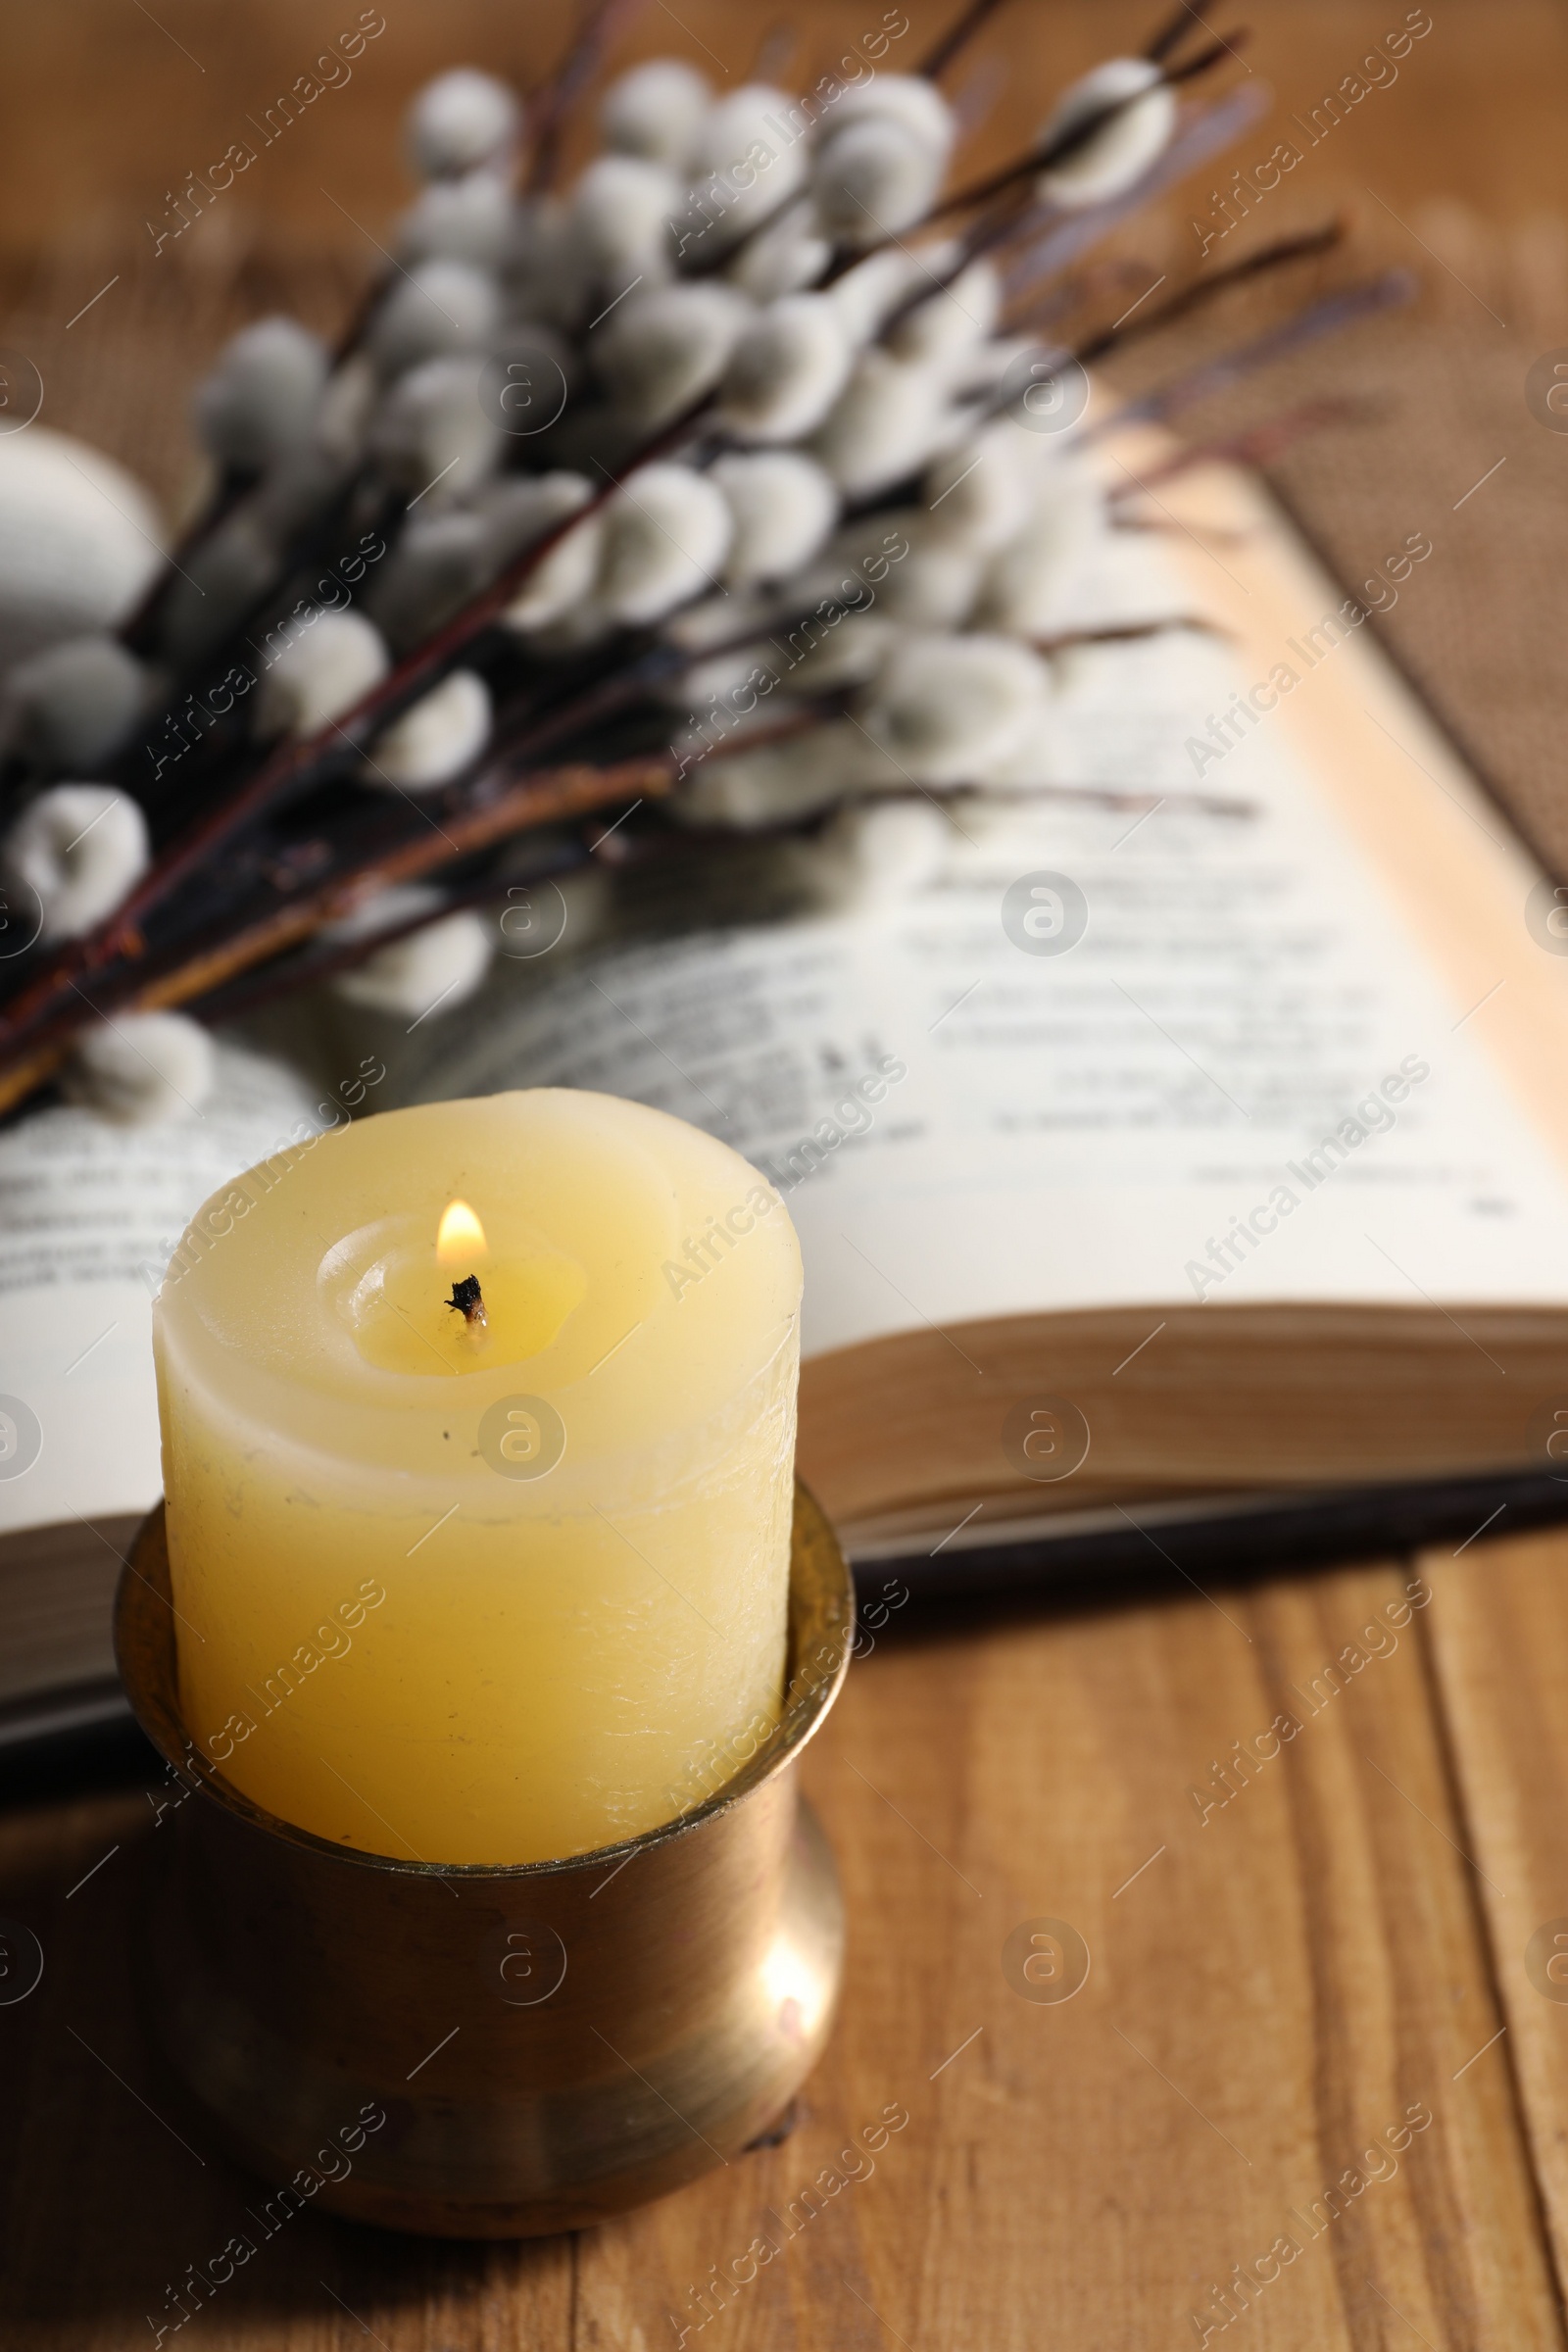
[{"x1": 152, "y1": 1089, "x2": 801, "y2": 1865}]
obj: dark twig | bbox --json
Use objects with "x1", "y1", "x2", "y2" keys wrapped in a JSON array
[
  {"x1": 1146, "y1": 3, "x2": 1201, "y2": 61},
  {"x1": 527, "y1": 0, "x2": 646, "y2": 191},
  {"x1": 919, "y1": 0, "x2": 1014, "y2": 81},
  {"x1": 194, "y1": 768, "x2": 1259, "y2": 1026},
  {"x1": 1071, "y1": 219, "x2": 1344, "y2": 362},
  {"x1": 1104, "y1": 395, "x2": 1371, "y2": 492},
  {"x1": 999, "y1": 82, "x2": 1269, "y2": 306},
  {"x1": 873, "y1": 82, "x2": 1267, "y2": 342},
  {"x1": 0, "y1": 398, "x2": 709, "y2": 1063},
  {"x1": 1087, "y1": 270, "x2": 1416, "y2": 438},
  {"x1": 0, "y1": 754, "x2": 673, "y2": 1111},
  {"x1": 916, "y1": 31, "x2": 1246, "y2": 232}
]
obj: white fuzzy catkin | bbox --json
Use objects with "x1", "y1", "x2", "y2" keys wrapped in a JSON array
[
  {"x1": 366, "y1": 669, "x2": 492, "y2": 790},
  {"x1": 367, "y1": 260, "x2": 500, "y2": 376},
  {"x1": 778, "y1": 611, "x2": 898, "y2": 695},
  {"x1": 397, "y1": 170, "x2": 515, "y2": 268},
  {"x1": 973, "y1": 466, "x2": 1107, "y2": 633},
  {"x1": 886, "y1": 260, "x2": 1002, "y2": 370},
  {"x1": 251, "y1": 441, "x2": 355, "y2": 544},
  {"x1": 485, "y1": 317, "x2": 578, "y2": 419},
  {"x1": 858, "y1": 518, "x2": 982, "y2": 628},
  {"x1": 0, "y1": 47, "x2": 1151, "y2": 1008},
  {"x1": 597, "y1": 465, "x2": 732, "y2": 625},
  {"x1": 192, "y1": 318, "x2": 329, "y2": 473},
  {"x1": 710, "y1": 451, "x2": 838, "y2": 586},
  {"x1": 321, "y1": 880, "x2": 439, "y2": 945},
  {"x1": 526, "y1": 603, "x2": 618, "y2": 656},
  {"x1": 832, "y1": 75, "x2": 954, "y2": 148},
  {"x1": 0, "y1": 428, "x2": 164, "y2": 670},
  {"x1": 61, "y1": 1011, "x2": 217, "y2": 1126},
  {"x1": 685, "y1": 84, "x2": 811, "y2": 243},
  {"x1": 369, "y1": 356, "x2": 502, "y2": 499},
  {"x1": 367, "y1": 470, "x2": 594, "y2": 649},
  {"x1": 503, "y1": 195, "x2": 589, "y2": 333},
  {"x1": 593, "y1": 281, "x2": 752, "y2": 429},
  {"x1": 810, "y1": 350, "x2": 951, "y2": 498},
  {"x1": 826, "y1": 245, "x2": 949, "y2": 348},
  {"x1": 858, "y1": 631, "x2": 1050, "y2": 783},
  {"x1": 315, "y1": 352, "x2": 379, "y2": 464},
  {"x1": 367, "y1": 511, "x2": 491, "y2": 653},
  {"x1": 944, "y1": 328, "x2": 1035, "y2": 406},
  {"x1": 667, "y1": 695, "x2": 800, "y2": 781},
  {"x1": 476, "y1": 469, "x2": 595, "y2": 565},
  {"x1": 332, "y1": 894, "x2": 494, "y2": 1018},
  {"x1": 2, "y1": 636, "x2": 146, "y2": 771},
  {"x1": 601, "y1": 59, "x2": 711, "y2": 167},
  {"x1": 407, "y1": 69, "x2": 520, "y2": 179},
  {"x1": 716, "y1": 295, "x2": 854, "y2": 442},
  {"x1": 568, "y1": 154, "x2": 679, "y2": 284},
  {"x1": 3, "y1": 783, "x2": 149, "y2": 942},
  {"x1": 660, "y1": 641, "x2": 788, "y2": 715},
  {"x1": 808, "y1": 796, "x2": 953, "y2": 911},
  {"x1": 810, "y1": 117, "x2": 947, "y2": 247},
  {"x1": 1036, "y1": 59, "x2": 1177, "y2": 209},
  {"x1": 501, "y1": 507, "x2": 604, "y2": 633},
  {"x1": 254, "y1": 611, "x2": 390, "y2": 739},
  {"x1": 159, "y1": 510, "x2": 280, "y2": 665},
  {"x1": 724, "y1": 200, "x2": 830, "y2": 301},
  {"x1": 495, "y1": 838, "x2": 613, "y2": 956},
  {"x1": 678, "y1": 716, "x2": 900, "y2": 828},
  {"x1": 923, "y1": 420, "x2": 1047, "y2": 552}
]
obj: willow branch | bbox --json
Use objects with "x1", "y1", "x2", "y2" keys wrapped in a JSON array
[
  {"x1": 527, "y1": 0, "x2": 646, "y2": 190},
  {"x1": 1104, "y1": 396, "x2": 1370, "y2": 493},
  {"x1": 0, "y1": 54, "x2": 1288, "y2": 1063},
  {"x1": 918, "y1": 31, "x2": 1246, "y2": 228},
  {"x1": 0, "y1": 754, "x2": 673, "y2": 1116},
  {"x1": 1146, "y1": 2, "x2": 1213, "y2": 63},
  {"x1": 1070, "y1": 220, "x2": 1345, "y2": 362},
  {"x1": 875, "y1": 80, "x2": 1267, "y2": 340},
  {"x1": 196, "y1": 769, "x2": 1261, "y2": 1029},
  {"x1": 996, "y1": 81, "x2": 1269, "y2": 306},
  {"x1": 1084, "y1": 270, "x2": 1415, "y2": 441},
  {"x1": 919, "y1": 0, "x2": 1015, "y2": 80}
]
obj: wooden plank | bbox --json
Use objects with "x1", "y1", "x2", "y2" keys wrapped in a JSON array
[
  {"x1": 3, "y1": 0, "x2": 1568, "y2": 266},
  {"x1": 2, "y1": 1558, "x2": 1557, "y2": 2345},
  {"x1": 2, "y1": 3, "x2": 1568, "y2": 2344},
  {"x1": 1423, "y1": 1527, "x2": 1568, "y2": 2305},
  {"x1": 0, "y1": 1786, "x2": 575, "y2": 2348},
  {"x1": 572, "y1": 1560, "x2": 1563, "y2": 2352}
]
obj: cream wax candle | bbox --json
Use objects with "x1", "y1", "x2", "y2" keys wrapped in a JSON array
[{"x1": 152, "y1": 1089, "x2": 802, "y2": 1865}]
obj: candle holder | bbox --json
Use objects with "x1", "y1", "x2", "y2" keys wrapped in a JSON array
[{"x1": 114, "y1": 1481, "x2": 853, "y2": 2237}]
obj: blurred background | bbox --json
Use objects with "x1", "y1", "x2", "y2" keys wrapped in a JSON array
[
  {"x1": 3, "y1": 0, "x2": 1568, "y2": 865},
  {"x1": 5, "y1": 16, "x2": 1568, "y2": 2338}
]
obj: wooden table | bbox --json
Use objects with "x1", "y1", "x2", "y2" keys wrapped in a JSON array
[
  {"x1": 7, "y1": 1543, "x2": 1568, "y2": 2348},
  {"x1": 6, "y1": 2, "x2": 1568, "y2": 2343}
]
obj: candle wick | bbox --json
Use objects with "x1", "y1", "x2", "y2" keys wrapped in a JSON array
[{"x1": 445, "y1": 1274, "x2": 487, "y2": 1330}]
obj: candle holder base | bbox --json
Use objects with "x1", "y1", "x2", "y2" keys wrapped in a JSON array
[{"x1": 115, "y1": 1482, "x2": 853, "y2": 2237}]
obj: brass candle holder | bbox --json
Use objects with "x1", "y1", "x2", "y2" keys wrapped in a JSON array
[{"x1": 114, "y1": 1481, "x2": 853, "y2": 2237}]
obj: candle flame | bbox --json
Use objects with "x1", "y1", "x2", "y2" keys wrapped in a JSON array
[{"x1": 436, "y1": 1199, "x2": 487, "y2": 1268}]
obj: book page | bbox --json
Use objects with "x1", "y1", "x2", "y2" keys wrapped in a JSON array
[
  {"x1": 389, "y1": 521, "x2": 1568, "y2": 1361},
  {"x1": 0, "y1": 1046, "x2": 325, "y2": 1536}
]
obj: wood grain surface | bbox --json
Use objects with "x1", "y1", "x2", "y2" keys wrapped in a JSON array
[
  {"x1": 5, "y1": 1553, "x2": 1568, "y2": 2347},
  {"x1": 1427, "y1": 1539, "x2": 1568, "y2": 2304},
  {"x1": 5, "y1": 1, "x2": 1568, "y2": 2344}
]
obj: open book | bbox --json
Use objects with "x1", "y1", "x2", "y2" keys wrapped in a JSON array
[
  {"x1": 5, "y1": 443, "x2": 1568, "y2": 1744},
  {"x1": 380, "y1": 447, "x2": 1568, "y2": 1562}
]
